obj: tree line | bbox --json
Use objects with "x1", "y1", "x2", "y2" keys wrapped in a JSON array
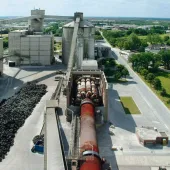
[
  {"x1": 129, "y1": 51, "x2": 170, "y2": 71},
  {"x1": 44, "y1": 23, "x2": 63, "y2": 36},
  {"x1": 95, "y1": 30, "x2": 103, "y2": 40},
  {"x1": 98, "y1": 58, "x2": 129, "y2": 81},
  {"x1": 129, "y1": 51, "x2": 170, "y2": 98},
  {"x1": 103, "y1": 29, "x2": 170, "y2": 52}
]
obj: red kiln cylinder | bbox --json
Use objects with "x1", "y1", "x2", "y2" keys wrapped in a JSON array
[{"x1": 80, "y1": 98, "x2": 101, "y2": 170}]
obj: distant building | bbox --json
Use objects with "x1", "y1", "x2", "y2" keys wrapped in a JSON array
[
  {"x1": 145, "y1": 45, "x2": 170, "y2": 54},
  {"x1": 136, "y1": 127, "x2": 168, "y2": 146}
]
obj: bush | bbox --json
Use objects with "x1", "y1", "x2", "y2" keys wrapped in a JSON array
[
  {"x1": 167, "y1": 100, "x2": 170, "y2": 104},
  {"x1": 140, "y1": 69, "x2": 149, "y2": 78},
  {"x1": 122, "y1": 68, "x2": 129, "y2": 78},
  {"x1": 104, "y1": 68, "x2": 112, "y2": 77},
  {"x1": 160, "y1": 88, "x2": 167, "y2": 97},
  {"x1": 146, "y1": 73, "x2": 155, "y2": 83},
  {"x1": 114, "y1": 72, "x2": 122, "y2": 80},
  {"x1": 153, "y1": 78, "x2": 162, "y2": 90}
]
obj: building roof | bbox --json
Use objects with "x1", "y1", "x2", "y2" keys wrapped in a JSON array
[
  {"x1": 63, "y1": 20, "x2": 94, "y2": 28},
  {"x1": 136, "y1": 127, "x2": 167, "y2": 141},
  {"x1": 10, "y1": 30, "x2": 27, "y2": 33},
  {"x1": 81, "y1": 60, "x2": 98, "y2": 69},
  {"x1": 27, "y1": 34, "x2": 53, "y2": 38}
]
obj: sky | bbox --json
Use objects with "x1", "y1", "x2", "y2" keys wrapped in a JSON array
[{"x1": 1, "y1": 0, "x2": 170, "y2": 18}]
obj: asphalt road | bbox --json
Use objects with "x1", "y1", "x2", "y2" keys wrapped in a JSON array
[{"x1": 101, "y1": 37, "x2": 170, "y2": 132}]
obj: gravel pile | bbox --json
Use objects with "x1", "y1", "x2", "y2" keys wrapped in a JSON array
[{"x1": 0, "y1": 82, "x2": 47, "y2": 162}]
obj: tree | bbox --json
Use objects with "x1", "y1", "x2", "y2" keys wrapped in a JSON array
[
  {"x1": 164, "y1": 35, "x2": 169, "y2": 42},
  {"x1": 114, "y1": 72, "x2": 122, "y2": 80},
  {"x1": 166, "y1": 39, "x2": 170, "y2": 46},
  {"x1": 127, "y1": 33, "x2": 141, "y2": 50},
  {"x1": 117, "y1": 64, "x2": 125, "y2": 72},
  {"x1": 153, "y1": 78, "x2": 162, "y2": 90},
  {"x1": 122, "y1": 68, "x2": 129, "y2": 78},
  {"x1": 146, "y1": 73, "x2": 155, "y2": 84},
  {"x1": 104, "y1": 68, "x2": 112, "y2": 77},
  {"x1": 140, "y1": 69, "x2": 149, "y2": 78},
  {"x1": 108, "y1": 58, "x2": 116, "y2": 67},
  {"x1": 161, "y1": 88, "x2": 167, "y2": 97},
  {"x1": 3, "y1": 37, "x2": 8, "y2": 48},
  {"x1": 151, "y1": 54, "x2": 161, "y2": 72},
  {"x1": 159, "y1": 50, "x2": 170, "y2": 70},
  {"x1": 147, "y1": 34, "x2": 162, "y2": 45}
]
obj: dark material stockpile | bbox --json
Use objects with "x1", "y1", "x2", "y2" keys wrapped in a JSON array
[{"x1": 0, "y1": 82, "x2": 47, "y2": 162}]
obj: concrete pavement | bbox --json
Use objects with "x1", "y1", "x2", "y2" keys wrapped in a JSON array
[
  {"x1": 97, "y1": 37, "x2": 170, "y2": 168},
  {"x1": 99, "y1": 37, "x2": 170, "y2": 131}
]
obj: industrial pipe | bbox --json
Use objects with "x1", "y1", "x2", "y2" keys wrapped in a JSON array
[{"x1": 80, "y1": 98, "x2": 101, "y2": 170}]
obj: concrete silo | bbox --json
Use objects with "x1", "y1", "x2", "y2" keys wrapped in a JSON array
[{"x1": 62, "y1": 13, "x2": 95, "y2": 65}]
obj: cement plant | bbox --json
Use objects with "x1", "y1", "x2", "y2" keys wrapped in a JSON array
[{"x1": 0, "y1": 8, "x2": 170, "y2": 170}]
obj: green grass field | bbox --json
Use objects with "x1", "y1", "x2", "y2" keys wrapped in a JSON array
[
  {"x1": 155, "y1": 71, "x2": 170, "y2": 94},
  {"x1": 120, "y1": 97, "x2": 141, "y2": 114},
  {"x1": 139, "y1": 33, "x2": 170, "y2": 40},
  {"x1": 138, "y1": 71, "x2": 170, "y2": 109}
]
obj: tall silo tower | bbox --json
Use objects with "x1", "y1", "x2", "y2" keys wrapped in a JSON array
[
  {"x1": 29, "y1": 9, "x2": 45, "y2": 32},
  {"x1": 62, "y1": 13, "x2": 95, "y2": 66}
]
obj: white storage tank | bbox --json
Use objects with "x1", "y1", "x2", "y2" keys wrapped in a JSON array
[{"x1": 62, "y1": 12, "x2": 95, "y2": 65}]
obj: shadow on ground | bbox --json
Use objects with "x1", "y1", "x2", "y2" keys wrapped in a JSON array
[
  {"x1": 56, "y1": 112, "x2": 69, "y2": 156},
  {"x1": 108, "y1": 88, "x2": 137, "y2": 133},
  {"x1": 17, "y1": 64, "x2": 67, "y2": 71},
  {"x1": 97, "y1": 122, "x2": 119, "y2": 170},
  {"x1": 0, "y1": 74, "x2": 24, "y2": 100},
  {"x1": 112, "y1": 51, "x2": 118, "y2": 60}
]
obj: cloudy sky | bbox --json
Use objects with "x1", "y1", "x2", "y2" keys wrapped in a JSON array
[{"x1": 0, "y1": 0, "x2": 170, "y2": 18}]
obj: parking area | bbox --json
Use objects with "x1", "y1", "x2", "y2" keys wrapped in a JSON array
[{"x1": 97, "y1": 78, "x2": 170, "y2": 168}]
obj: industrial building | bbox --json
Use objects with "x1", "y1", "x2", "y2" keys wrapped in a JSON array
[
  {"x1": 0, "y1": 10, "x2": 110, "y2": 170},
  {"x1": 9, "y1": 30, "x2": 54, "y2": 65},
  {"x1": 0, "y1": 38, "x2": 3, "y2": 75},
  {"x1": 95, "y1": 41, "x2": 112, "y2": 59},
  {"x1": 66, "y1": 70, "x2": 108, "y2": 122},
  {"x1": 136, "y1": 127, "x2": 169, "y2": 146},
  {"x1": 62, "y1": 13, "x2": 95, "y2": 68},
  {"x1": 8, "y1": 9, "x2": 54, "y2": 66}
]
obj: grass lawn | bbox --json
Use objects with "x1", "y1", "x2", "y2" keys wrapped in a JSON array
[
  {"x1": 120, "y1": 97, "x2": 141, "y2": 114},
  {"x1": 139, "y1": 33, "x2": 170, "y2": 40},
  {"x1": 137, "y1": 71, "x2": 170, "y2": 109},
  {"x1": 155, "y1": 71, "x2": 170, "y2": 94}
]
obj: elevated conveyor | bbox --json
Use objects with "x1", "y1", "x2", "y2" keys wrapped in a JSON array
[
  {"x1": 66, "y1": 17, "x2": 80, "y2": 83},
  {"x1": 45, "y1": 101, "x2": 66, "y2": 170}
]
